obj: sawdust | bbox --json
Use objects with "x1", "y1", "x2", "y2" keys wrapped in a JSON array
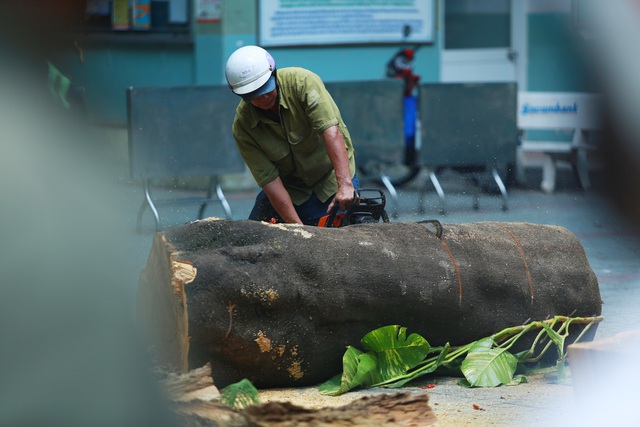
[
  {"x1": 263, "y1": 222, "x2": 314, "y2": 238},
  {"x1": 247, "y1": 288, "x2": 279, "y2": 305}
]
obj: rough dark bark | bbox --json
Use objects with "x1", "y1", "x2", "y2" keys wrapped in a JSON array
[{"x1": 137, "y1": 218, "x2": 602, "y2": 388}]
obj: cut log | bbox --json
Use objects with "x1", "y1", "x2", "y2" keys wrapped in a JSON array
[
  {"x1": 161, "y1": 363, "x2": 220, "y2": 403},
  {"x1": 137, "y1": 218, "x2": 602, "y2": 388}
]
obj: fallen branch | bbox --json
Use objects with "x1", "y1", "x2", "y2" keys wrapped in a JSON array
[{"x1": 321, "y1": 315, "x2": 604, "y2": 395}]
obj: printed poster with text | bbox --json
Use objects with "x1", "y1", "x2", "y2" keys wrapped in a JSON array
[{"x1": 259, "y1": 0, "x2": 435, "y2": 47}]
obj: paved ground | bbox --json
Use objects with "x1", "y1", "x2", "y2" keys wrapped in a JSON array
[{"x1": 124, "y1": 167, "x2": 640, "y2": 426}]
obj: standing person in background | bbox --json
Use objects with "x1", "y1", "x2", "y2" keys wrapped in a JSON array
[{"x1": 225, "y1": 45, "x2": 358, "y2": 226}]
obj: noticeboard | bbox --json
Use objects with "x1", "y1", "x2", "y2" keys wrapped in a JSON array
[{"x1": 259, "y1": 0, "x2": 435, "y2": 47}]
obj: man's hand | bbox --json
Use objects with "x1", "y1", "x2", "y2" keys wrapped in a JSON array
[
  {"x1": 327, "y1": 181, "x2": 355, "y2": 213},
  {"x1": 322, "y1": 125, "x2": 356, "y2": 213},
  {"x1": 262, "y1": 177, "x2": 304, "y2": 224}
]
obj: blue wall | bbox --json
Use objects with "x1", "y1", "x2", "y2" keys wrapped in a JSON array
[
  {"x1": 267, "y1": 45, "x2": 440, "y2": 84},
  {"x1": 217, "y1": 0, "x2": 440, "y2": 85},
  {"x1": 58, "y1": 2, "x2": 594, "y2": 125},
  {"x1": 59, "y1": 0, "x2": 441, "y2": 125},
  {"x1": 527, "y1": 13, "x2": 595, "y2": 92},
  {"x1": 61, "y1": 45, "x2": 194, "y2": 123}
]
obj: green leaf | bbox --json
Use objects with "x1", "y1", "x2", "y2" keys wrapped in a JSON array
[
  {"x1": 360, "y1": 325, "x2": 431, "y2": 381},
  {"x1": 318, "y1": 374, "x2": 342, "y2": 394},
  {"x1": 381, "y1": 343, "x2": 451, "y2": 388},
  {"x1": 461, "y1": 348, "x2": 518, "y2": 387},
  {"x1": 341, "y1": 346, "x2": 367, "y2": 387},
  {"x1": 349, "y1": 352, "x2": 383, "y2": 389},
  {"x1": 433, "y1": 343, "x2": 451, "y2": 366},
  {"x1": 318, "y1": 346, "x2": 383, "y2": 396},
  {"x1": 219, "y1": 379, "x2": 260, "y2": 409},
  {"x1": 468, "y1": 337, "x2": 496, "y2": 352},
  {"x1": 510, "y1": 374, "x2": 529, "y2": 385},
  {"x1": 541, "y1": 323, "x2": 566, "y2": 358},
  {"x1": 458, "y1": 378, "x2": 472, "y2": 387},
  {"x1": 514, "y1": 349, "x2": 533, "y2": 363},
  {"x1": 517, "y1": 364, "x2": 558, "y2": 375}
]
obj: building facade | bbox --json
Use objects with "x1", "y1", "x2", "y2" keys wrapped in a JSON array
[{"x1": 56, "y1": 0, "x2": 595, "y2": 125}]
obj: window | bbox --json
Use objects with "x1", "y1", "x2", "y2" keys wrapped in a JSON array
[
  {"x1": 445, "y1": 0, "x2": 510, "y2": 50},
  {"x1": 82, "y1": 0, "x2": 189, "y2": 35}
]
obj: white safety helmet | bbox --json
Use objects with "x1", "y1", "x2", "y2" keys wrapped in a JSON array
[{"x1": 225, "y1": 45, "x2": 276, "y2": 96}]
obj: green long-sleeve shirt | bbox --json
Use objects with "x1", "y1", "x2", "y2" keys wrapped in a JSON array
[{"x1": 232, "y1": 67, "x2": 356, "y2": 205}]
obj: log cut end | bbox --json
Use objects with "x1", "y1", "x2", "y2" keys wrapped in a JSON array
[{"x1": 138, "y1": 233, "x2": 192, "y2": 373}]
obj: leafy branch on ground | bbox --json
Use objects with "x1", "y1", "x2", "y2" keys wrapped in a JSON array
[{"x1": 319, "y1": 316, "x2": 603, "y2": 396}]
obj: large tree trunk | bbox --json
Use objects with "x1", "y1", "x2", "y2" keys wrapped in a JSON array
[{"x1": 137, "y1": 219, "x2": 602, "y2": 388}]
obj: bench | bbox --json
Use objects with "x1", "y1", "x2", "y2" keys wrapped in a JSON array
[
  {"x1": 516, "y1": 92, "x2": 602, "y2": 193},
  {"x1": 418, "y1": 82, "x2": 518, "y2": 213},
  {"x1": 127, "y1": 85, "x2": 246, "y2": 231},
  {"x1": 324, "y1": 79, "x2": 405, "y2": 216}
]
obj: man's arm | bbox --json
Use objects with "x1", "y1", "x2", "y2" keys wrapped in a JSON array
[
  {"x1": 262, "y1": 176, "x2": 304, "y2": 224},
  {"x1": 322, "y1": 125, "x2": 355, "y2": 213}
]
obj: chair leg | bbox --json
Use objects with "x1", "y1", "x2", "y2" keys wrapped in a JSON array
[
  {"x1": 429, "y1": 171, "x2": 446, "y2": 215},
  {"x1": 215, "y1": 178, "x2": 233, "y2": 219},
  {"x1": 137, "y1": 180, "x2": 160, "y2": 232},
  {"x1": 541, "y1": 154, "x2": 557, "y2": 194},
  {"x1": 198, "y1": 176, "x2": 233, "y2": 220},
  {"x1": 379, "y1": 174, "x2": 399, "y2": 219},
  {"x1": 492, "y1": 167, "x2": 509, "y2": 211},
  {"x1": 573, "y1": 148, "x2": 592, "y2": 191}
]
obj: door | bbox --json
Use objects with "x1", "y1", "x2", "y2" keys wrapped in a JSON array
[{"x1": 440, "y1": 0, "x2": 526, "y2": 88}]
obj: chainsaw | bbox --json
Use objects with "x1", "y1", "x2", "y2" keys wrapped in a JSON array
[{"x1": 318, "y1": 188, "x2": 390, "y2": 227}]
